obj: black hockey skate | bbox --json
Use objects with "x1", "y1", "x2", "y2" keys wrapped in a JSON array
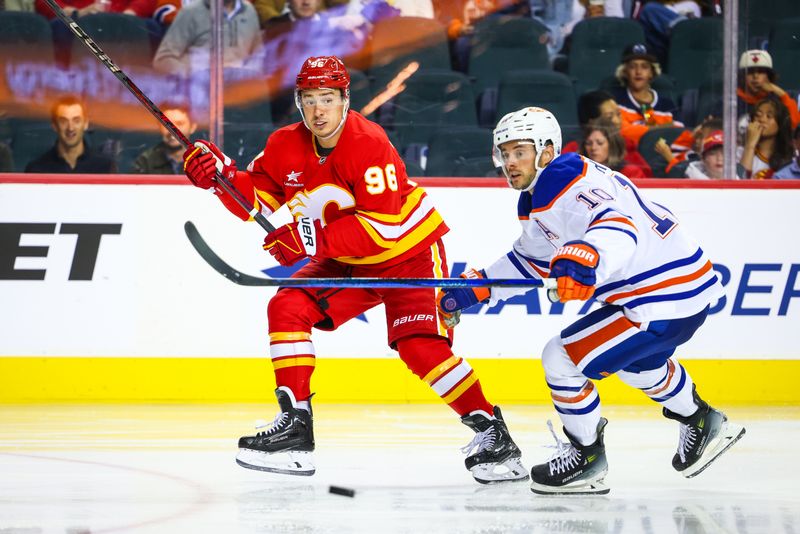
[
  {"x1": 662, "y1": 385, "x2": 745, "y2": 478},
  {"x1": 460, "y1": 406, "x2": 528, "y2": 484},
  {"x1": 236, "y1": 387, "x2": 316, "y2": 476},
  {"x1": 530, "y1": 418, "x2": 609, "y2": 495}
]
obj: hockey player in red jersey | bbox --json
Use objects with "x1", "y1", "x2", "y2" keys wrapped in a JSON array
[{"x1": 182, "y1": 56, "x2": 526, "y2": 483}]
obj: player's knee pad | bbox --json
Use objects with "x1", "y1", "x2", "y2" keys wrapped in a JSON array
[
  {"x1": 267, "y1": 289, "x2": 319, "y2": 332},
  {"x1": 541, "y1": 335, "x2": 586, "y2": 383},
  {"x1": 395, "y1": 335, "x2": 454, "y2": 379}
]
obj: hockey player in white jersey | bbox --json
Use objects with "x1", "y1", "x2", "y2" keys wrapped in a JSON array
[{"x1": 436, "y1": 107, "x2": 745, "y2": 495}]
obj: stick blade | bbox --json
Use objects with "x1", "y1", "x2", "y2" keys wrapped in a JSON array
[{"x1": 183, "y1": 220, "x2": 275, "y2": 286}]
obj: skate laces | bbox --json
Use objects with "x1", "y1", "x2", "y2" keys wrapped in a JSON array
[
  {"x1": 544, "y1": 420, "x2": 581, "y2": 475},
  {"x1": 677, "y1": 423, "x2": 697, "y2": 463},
  {"x1": 254, "y1": 412, "x2": 289, "y2": 436},
  {"x1": 461, "y1": 426, "x2": 496, "y2": 456}
]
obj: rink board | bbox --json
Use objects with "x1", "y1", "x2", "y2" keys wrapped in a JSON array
[{"x1": 1, "y1": 176, "x2": 799, "y2": 403}]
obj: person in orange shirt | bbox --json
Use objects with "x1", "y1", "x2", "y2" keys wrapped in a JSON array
[{"x1": 737, "y1": 49, "x2": 800, "y2": 133}]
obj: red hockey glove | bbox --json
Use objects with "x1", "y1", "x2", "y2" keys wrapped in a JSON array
[
  {"x1": 183, "y1": 140, "x2": 236, "y2": 190},
  {"x1": 549, "y1": 241, "x2": 599, "y2": 302},
  {"x1": 263, "y1": 216, "x2": 323, "y2": 266},
  {"x1": 436, "y1": 268, "x2": 491, "y2": 328}
]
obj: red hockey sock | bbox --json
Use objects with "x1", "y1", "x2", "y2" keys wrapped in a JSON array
[
  {"x1": 267, "y1": 289, "x2": 325, "y2": 402},
  {"x1": 396, "y1": 335, "x2": 494, "y2": 417}
]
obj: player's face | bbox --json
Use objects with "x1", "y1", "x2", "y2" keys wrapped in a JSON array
[
  {"x1": 703, "y1": 146, "x2": 724, "y2": 179},
  {"x1": 498, "y1": 140, "x2": 537, "y2": 190},
  {"x1": 624, "y1": 59, "x2": 654, "y2": 91},
  {"x1": 753, "y1": 102, "x2": 778, "y2": 137},
  {"x1": 583, "y1": 130, "x2": 609, "y2": 164},
  {"x1": 161, "y1": 108, "x2": 196, "y2": 149},
  {"x1": 52, "y1": 103, "x2": 88, "y2": 150},
  {"x1": 597, "y1": 99, "x2": 621, "y2": 128},
  {"x1": 300, "y1": 88, "x2": 346, "y2": 140}
]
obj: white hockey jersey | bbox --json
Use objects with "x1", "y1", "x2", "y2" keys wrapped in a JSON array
[{"x1": 485, "y1": 152, "x2": 723, "y2": 322}]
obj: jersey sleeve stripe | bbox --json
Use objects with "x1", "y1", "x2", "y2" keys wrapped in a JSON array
[
  {"x1": 604, "y1": 260, "x2": 713, "y2": 303},
  {"x1": 585, "y1": 225, "x2": 638, "y2": 244},
  {"x1": 589, "y1": 216, "x2": 637, "y2": 230},
  {"x1": 254, "y1": 189, "x2": 281, "y2": 213},
  {"x1": 507, "y1": 250, "x2": 541, "y2": 278}
]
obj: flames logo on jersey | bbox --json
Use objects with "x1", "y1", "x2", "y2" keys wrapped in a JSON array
[{"x1": 287, "y1": 186, "x2": 356, "y2": 224}]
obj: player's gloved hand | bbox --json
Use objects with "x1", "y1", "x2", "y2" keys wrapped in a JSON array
[
  {"x1": 436, "y1": 268, "x2": 491, "y2": 329},
  {"x1": 263, "y1": 216, "x2": 322, "y2": 266},
  {"x1": 549, "y1": 241, "x2": 599, "y2": 302},
  {"x1": 183, "y1": 140, "x2": 237, "y2": 190}
]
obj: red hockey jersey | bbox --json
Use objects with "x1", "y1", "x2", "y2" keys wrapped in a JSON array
[{"x1": 217, "y1": 111, "x2": 449, "y2": 267}]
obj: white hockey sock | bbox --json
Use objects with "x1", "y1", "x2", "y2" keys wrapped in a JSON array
[
  {"x1": 296, "y1": 400, "x2": 311, "y2": 413},
  {"x1": 618, "y1": 358, "x2": 697, "y2": 417}
]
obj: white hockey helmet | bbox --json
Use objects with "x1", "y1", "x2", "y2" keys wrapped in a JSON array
[{"x1": 492, "y1": 107, "x2": 562, "y2": 189}]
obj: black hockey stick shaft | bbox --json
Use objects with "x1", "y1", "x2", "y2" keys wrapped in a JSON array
[
  {"x1": 42, "y1": 0, "x2": 276, "y2": 233},
  {"x1": 184, "y1": 220, "x2": 553, "y2": 289}
]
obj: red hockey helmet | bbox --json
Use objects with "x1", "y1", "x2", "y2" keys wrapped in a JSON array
[{"x1": 296, "y1": 56, "x2": 350, "y2": 92}]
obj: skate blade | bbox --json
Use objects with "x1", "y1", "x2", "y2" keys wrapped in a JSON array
[
  {"x1": 236, "y1": 449, "x2": 315, "y2": 476},
  {"x1": 530, "y1": 478, "x2": 610, "y2": 496},
  {"x1": 682, "y1": 422, "x2": 745, "y2": 478},
  {"x1": 471, "y1": 456, "x2": 530, "y2": 484}
]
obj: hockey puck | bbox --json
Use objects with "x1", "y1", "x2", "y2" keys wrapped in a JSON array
[{"x1": 328, "y1": 485, "x2": 356, "y2": 497}]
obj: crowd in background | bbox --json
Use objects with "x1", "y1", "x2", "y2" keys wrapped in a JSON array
[{"x1": 0, "y1": 0, "x2": 798, "y2": 179}]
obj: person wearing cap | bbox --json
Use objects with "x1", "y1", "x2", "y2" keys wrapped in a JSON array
[
  {"x1": 611, "y1": 42, "x2": 694, "y2": 176},
  {"x1": 737, "y1": 49, "x2": 800, "y2": 131},
  {"x1": 685, "y1": 129, "x2": 724, "y2": 179},
  {"x1": 180, "y1": 55, "x2": 528, "y2": 484},
  {"x1": 611, "y1": 43, "x2": 683, "y2": 131}
]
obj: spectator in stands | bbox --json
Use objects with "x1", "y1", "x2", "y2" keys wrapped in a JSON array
[
  {"x1": 6, "y1": 0, "x2": 35, "y2": 10},
  {"x1": 634, "y1": 0, "x2": 708, "y2": 66},
  {"x1": 252, "y1": 0, "x2": 346, "y2": 26},
  {"x1": 152, "y1": 0, "x2": 261, "y2": 77},
  {"x1": 564, "y1": 89, "x2": 653, "y2": 175},
  {"x1": 654, "y1": 115, "x2": 721, "y2": 176},
  {"x1": 774, "y1": 125, "x2": 800, "y2": 179},
  {"x1": 739, "y1": 95, "x2": 794, "y2": 180},
  {"x1": 263, "y1": 0, "x2": 324, "y2": 36},
  {"x1": 35, "y1": 0, "x2": 155, "y2": 19},
  {"x1": 737, "y1": 49, "x2": 800, "y2": 134},
  {"x1": 533, "y1": 0, "x2": 628, "y2": 63},
  {"x1": 35, "y1": 0, "x2": 157, "y2": 67},
  {"x1": 25, "y1": 95, "x2": 116, "y2": 174},
  {"x1": 612, "y1": 43, "x2": 682, "y2": 131},
  {"x1": 581, "y1": 120, "x2": 647, "y2": 177},
  {"x1": 685, "y1": 129, "x2": 724, "y2": 179},
  {"x1": 131, "y1": 103, "x2": 196, "y2": 174},
  {"x1": 0, "y1": 142, "x2": 13, "y2": 173},
  {"x1": 442, "y1": 0, "x2": 496, "y2": 72}
]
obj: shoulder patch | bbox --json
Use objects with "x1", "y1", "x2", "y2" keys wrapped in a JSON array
[{"x1": 531, "y1": 153, "x2": 588, "y2": 211}]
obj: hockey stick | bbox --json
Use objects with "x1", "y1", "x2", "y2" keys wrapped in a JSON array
[
  {"x1": 42, "y1": 0, "x2": 276, "y2": 234},
  {"x1": 185, "y1": 221, "x2": 554, "y2": 289}
]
